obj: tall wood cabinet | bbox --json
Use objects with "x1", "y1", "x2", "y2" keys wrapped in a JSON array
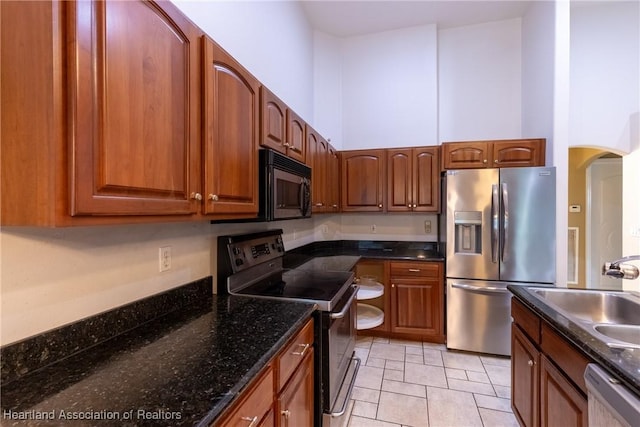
[
  {"x1": 202, "y1": 37, "x2": 260, "y2": 217},
  {"x1": 2, "y1": 0, "x2": 204, "y2": 225},
  {"x1": 260, "y1": 87, "x2": 305, "y2": 163},
  {"x1": 511, "y1": 299, "x2": 588, "y2": 427},
  {"x1": 307, "y1": 129, "x2": 340, "y2": 214},
  {"x1": 387, "y1": 147, "x2": 440, "y2": 212},
  {"x1": 341, "y1": 150, "x2": 386, "y2": 212},
  {"x1": 442, "y1": 139, "x2": 546, "y2": 169}
]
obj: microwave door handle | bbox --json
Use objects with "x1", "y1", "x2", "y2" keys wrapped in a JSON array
[
  {"x1": 300, "y1": 178, "x2": 310, "y2": 216},
  {"x1": 491, "y1": 184, "x2": 499, "y2": 263}
]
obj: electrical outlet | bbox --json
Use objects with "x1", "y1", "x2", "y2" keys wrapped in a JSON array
[
  {"x1": 321, "y1": 224, "x2": 329, "y2": 234},
  {"x1": 631, "y1": 227, "x2": 640, "y2": 238},
  {"x1": 371, "y1": 224, "x2": 377, "y2": 233},
  {"x1": 159, "y1": 246, "x2": 171, "y2": 272},
  {"x1": 424, "y1": 220, "x2": 432, "y2": 234}
]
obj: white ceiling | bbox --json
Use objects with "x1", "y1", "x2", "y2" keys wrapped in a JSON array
[{"x1": 300, "y1": 0, "x2": 534, "y2": 37}]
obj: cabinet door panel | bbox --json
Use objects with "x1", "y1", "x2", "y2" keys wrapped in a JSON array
[
  {"x1": 277, "y1": 352, "x2": 314, "y2": 427},
  {"x1": 341, "y1": 150, "x2": 386, "y2": 212},
  {"x1": 203, "y1": 37, "x2": 259, "y2": 216},
  {"x1": 413, "y1": 147, "x2": 439, "y2": 212},
  {"x1": 69, "y1": 0, "x2": 199, "y2": 215},
  {"x1": 441, "y1": 142, "x2": 489, "y2": 169},
  {"x1": 492, "y1": 139, "x2": 545, "y2": 167},
  {"x1": 260, "y1": 87, "x2": 286, "y2": 153},
  {"x1": 540, "y1": 355, "x2": 588, "y2": 427},
  {"x1": 511, "y1": 325, "x2": 540, "y2": 427},
  {"x1": 387, "y1": 149, "x2": 412, "y2": 212},
  {"x1": 286, "y1": 110, "x2": 305, "y2": 163},
  {"x1": 390, "y1": 278, "x2": 441, "y2": 336},
  {"x1": 307, "y1": 128, "x2": 327, "y2": 212}
]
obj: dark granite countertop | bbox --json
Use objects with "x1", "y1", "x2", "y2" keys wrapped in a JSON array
[
  {"x1": 1, "y1": 293, "x2": 316, "y2": 426},
  {"x1": 508, "y1": 285, "x2": 640, "y2": 397},
  {"x1": 284, "y1": 240, "x2": 444, "y2": 269}
]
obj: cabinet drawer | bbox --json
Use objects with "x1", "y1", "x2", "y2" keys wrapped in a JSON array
[
  {"x1": 541, "y1": 323, "x2": 589, "y2": 395},
  {"x1": 217, "y1": 366, "x2": 274, "y2": 427},
  {"x1": 512, "y1": 298, "x2": 541, "y2": 345},
  {"x1": 390, "y1": 262, "x2": 440, "y2": 278},
  {"x1": 277, "y1": 318, "x2": 314, "y2": 391}
]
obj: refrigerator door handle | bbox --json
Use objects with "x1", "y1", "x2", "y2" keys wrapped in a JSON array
[
  {"x1": 501, "y1": 183, "x2": 509, "y2": 262},
  {"x1": 491, "y1": 184, "x2": 499, "y2": 263},
  {"x1": 451, "y1": 282, "x2": 510, "y2": 294}
]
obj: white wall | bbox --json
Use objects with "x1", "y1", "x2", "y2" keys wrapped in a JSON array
[
  {"x1": 569, "y1": 1, "x2": 640, "y2": 291},
  {"x1": 569, "y1": 2, "x2": 640, "y2": 154},
  {"x1": 341, "y1": 24, "x2": 438, "y2": 150},
  {"x1": 313, "y1": 31, "x2": 343, "y2": 148},
  {"x1": 438, "y1": 19, "x2": 522, "y2": 142},
  {"x1": 521, "y1": 1, "x2": 557, "y2": 163},
  {"x1": 170, "y1": 0, "x2": 314, "y2": 121}
]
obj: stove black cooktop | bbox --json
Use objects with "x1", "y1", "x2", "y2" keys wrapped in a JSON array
[{"x1": 234, "y1": 268, "x2": 355, "y2": 312}]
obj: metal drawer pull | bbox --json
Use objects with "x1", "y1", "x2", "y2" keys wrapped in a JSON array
[
  {"x1": 408, "y1": 268, "x2": 421, "y2": 272},
  {"x1": 240, "y1": 416, "x2": 259, "y2": 427},
  {"x1": 528, "y1": 360, "x2": 534, "y2": 367},
  {"x1": 292, "y1": 343, "x2": 310, "y2": 356}
]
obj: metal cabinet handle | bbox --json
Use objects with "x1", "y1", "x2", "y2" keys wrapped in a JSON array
[
  {"x1": 315, "y1": 202, "x2": 324, "y2": 207},
  {"x1": 281, "y1": 410, "x2": 290, "y2": 419},
  {"x1": 408, "y1": 268, "x2": 421, "y2": 272},
  {"x1": 495, "y1": 159, "x2": 499, "y2": 163},
  {"x1": 240, "y1": 416, "x2": 259, "y2": 427},
  {"x1": 527, "y1": 360, "x2": 534, "y2": 367},
  {"x1": 209, "y1": 194, "x2": 218, "y2": 201},
  {"x1": 391, "y1": 284, "x2": 395, "y2": 288},
  {"x1": 190, "y1": 192, "x2": 202, "y2": 201},
  {"x1": 483, "y1": 159, "x2": 488, "y2": 163},
  {"x1": 292, "y1": 343, "x2": 310, "y2": 356},
  {"x1": 332, "y1": 204, "x2": 338, "y2": 208},
  {"x1": 378, "y1": 204, "x2": 383, "y2": 208},
  {"x1": 283, "y1": 142, "x2": 291, "y2": 147}
]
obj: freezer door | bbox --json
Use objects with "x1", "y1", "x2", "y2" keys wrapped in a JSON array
[
  {"x1": 446, "y1": 169, "x2": 499, "y2": 280},
  {"x1": 446, "y1": 279, "x2": 512, "y2": 356},
  {"x1": 499, "y1": 167, "x2": 556, "y2": 283}
]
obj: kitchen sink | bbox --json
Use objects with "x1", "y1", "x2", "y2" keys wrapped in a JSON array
[
  {"x1": 528, "y1": 287, "x2": 640, "y2": 350},
  {"x1": 593, "y1": 324, "x2": 640, "y2": 348},
  {"x1": 530, "y1": 288, "x2": 640, "y2": 325}
]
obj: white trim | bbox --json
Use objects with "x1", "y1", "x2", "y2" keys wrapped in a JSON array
[{"x1": 567, "y1": 227, "x2": 579, "y2": 285}]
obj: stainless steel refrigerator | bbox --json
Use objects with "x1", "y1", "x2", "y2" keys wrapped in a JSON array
[{"x1": 446, "y1": 167, "x2": 556, "y2": 356}]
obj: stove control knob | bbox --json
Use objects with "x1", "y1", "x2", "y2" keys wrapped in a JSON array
[
  {"x1": 232, "y1": 247, "x2": 241, "y2": 255},
  {"x1": 235, "y1": 259, "x2": 244, "y2": 267}
]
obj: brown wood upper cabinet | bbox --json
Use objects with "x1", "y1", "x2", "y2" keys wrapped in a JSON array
[
  {"x1": 326, "y1": 145, "x2": 341, "y2": 212},
  {"x1": 441, "y1": 139, "x2": 546, "y2": 169},
  {"x1": 1, "y1": 0, "x2": 204, "y2": 225},
  {"x1": 387, "y1": 147, "x2": 440, "y2": 212},
  {"x1": 341, "y1": 150, "x2": 386, "y2": 212},
  {"x1": 203, "y1": 37, "x2": 260, "y2": 218},
  {"x1": 307, "y1": 126, "x2": 328, "y2": 213},
  {"x1": 260, "y1": 87, "x2": 306, "y2": 163}
]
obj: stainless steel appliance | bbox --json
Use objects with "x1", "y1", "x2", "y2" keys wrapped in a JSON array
[
  {"x1": 446, "y1": 167, "x2": 556, "y2": 356},
  {"x1": 260, "y1": 149, "x2": 311, "y2": 221},
  {"x1": 217, "y1": 230, "x2": 360, "y2": 427},
  {"x1": 585, "y1": 364, "x2": 640, "y2": 427}
]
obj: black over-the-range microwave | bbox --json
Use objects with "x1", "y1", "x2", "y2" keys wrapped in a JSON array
[{"x1": 259, "y1": 149, "x2": 311, "y2": 221}]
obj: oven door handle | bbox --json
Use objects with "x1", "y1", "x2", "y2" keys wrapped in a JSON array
[
  {"x1": 328, "y1": 356, "x2": 361, "y2": 417},
  {"x1": 330, "y1": 286, "x2": 359, "y2": 319}
]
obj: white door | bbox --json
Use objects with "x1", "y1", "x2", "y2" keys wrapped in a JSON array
[{"x1": 586, "y1": 158, "x2": 623, "y2": 289}]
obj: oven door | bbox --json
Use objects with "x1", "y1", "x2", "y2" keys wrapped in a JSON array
[
  {"x1": 323, "y1": 286, "x2": 360, "y2": 423},
  {"x1": 272, "y1": 168, "x2": 310, "y2": 220}
]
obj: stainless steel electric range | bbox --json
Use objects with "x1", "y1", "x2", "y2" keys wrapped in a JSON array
[{"x1": 216, "y1": 230, "x2": 360, "y2": 427}]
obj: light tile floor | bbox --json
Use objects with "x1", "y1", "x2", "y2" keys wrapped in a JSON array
[{"x1": 344, "y1": 336, "x2": 519, "y2": 427}]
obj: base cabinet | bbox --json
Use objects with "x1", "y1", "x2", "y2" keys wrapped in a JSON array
[
  {"x1": 277, "y1": 351, "x2": 314, "y2": 427},
  {"x1": 214, "y1": 319, "x2": 314, "y2": 427},
  {"x1": 511, "y1": 299, "x2": 588, "y2": 427},
  {"x1": 356, "y1": 260, "x2": 444, "y2": 343}
]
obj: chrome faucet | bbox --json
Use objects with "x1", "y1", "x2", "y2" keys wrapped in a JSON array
[{"x1": 602, "y1": 255, "x2": 640, "y2": 280}]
